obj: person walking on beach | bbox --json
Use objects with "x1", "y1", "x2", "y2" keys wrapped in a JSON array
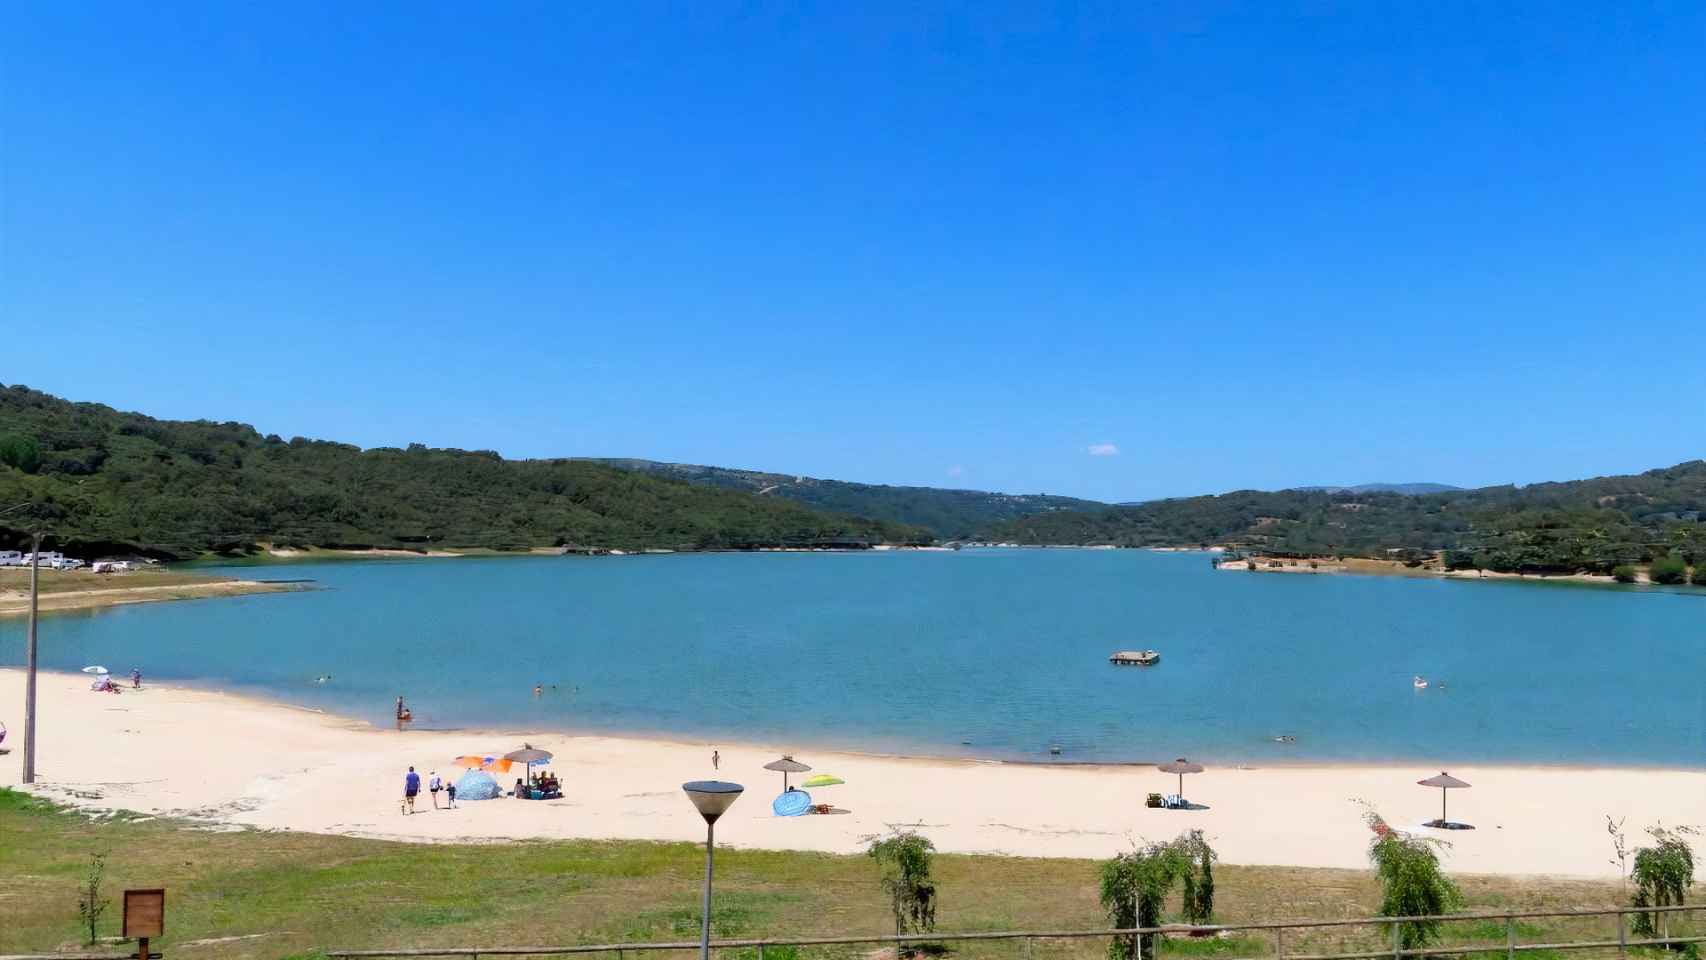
[
  {"x1": 403, "y1": 766, "x2": 421, "y2": 814},
  {"x1": 428, "y1": 770, "x2": 443, "y2": 809},
  {"x1": 130, "y1": 668, "x2": 143, "y2": 689},
  {"x1": 445, "y1": 778, "x2": 457, "y2": 808},
  {"x1": 712, "y1": 748, "x2": 720, "y2": 771}
]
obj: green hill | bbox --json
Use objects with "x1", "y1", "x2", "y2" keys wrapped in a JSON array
[
  {"x1": 0, "y1": 385, "x2": 929, "y2": 558},
  {"x1": 989, "y1": 462, "x2": 1706, "y2": 575},
  {"x1": 591, "y1": 459, "x2": 1102, "y2": 539}
]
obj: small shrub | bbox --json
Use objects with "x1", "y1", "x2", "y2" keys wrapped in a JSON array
[
  {"x1": 1631, "y1": 826, "x2": 1696, "y2": 939},
  {"x1": 1650, "y1": 554, "x2": 1688, "y2": 585},
  {"x1": 1364, "y1": 808, "x2": 1462, "y2": 950},
  {"x1": 868, "y1": 829, "x2": 938, "y2": 940},
  {"x1": 76, "y1": 853, "x2": 109, "y2": 946},
  {"x1": 1442, "y1": 550, "x2": 1478, "y2": 571},
  {"x1": 1612, "y1": 565, "x2": 1638, "y2": 583},
  {"x1": 1693, "y1": 562, "x2": 1706, "y2": 587}
]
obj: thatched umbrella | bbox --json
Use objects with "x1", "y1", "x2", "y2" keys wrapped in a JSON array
[
  {"x1": 1157, "y1": 757, "x2": 1204, "y2": 802},
  {"x1": 763, "y1": 756, "x2": 811, "y2": 791},
  {"x1": 505, "y1": 746, "x2": 554, "y2": 786},
  {"x1": 1417, "y1": 771, "x2": 1470, "y2": 825}
]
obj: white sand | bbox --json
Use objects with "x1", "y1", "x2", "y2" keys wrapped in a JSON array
[{"x1": 3, "y1": 669, "x2": 1699, "y2": 877}]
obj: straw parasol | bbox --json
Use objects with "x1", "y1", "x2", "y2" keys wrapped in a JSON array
[
  {"x1": 1157, "y1": 757, "x2": 1204, "y2": 801},
  {"x1": 1417, "y1": 771, "x2": 1470, "y2": 825},
  {"x1": 505, "y1": 745, "x2": 554, "y2": 784},
  {"x1": 763, "y1": 755, "x2": 811, "y2": 791}
]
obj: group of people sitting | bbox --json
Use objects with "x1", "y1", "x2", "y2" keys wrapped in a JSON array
[
  {"x1": 88, "y1": 669, "x2": 142, "y2": 694},
  {"x1": 512, "y1": 770, "x2": 562, "y2": 800}
]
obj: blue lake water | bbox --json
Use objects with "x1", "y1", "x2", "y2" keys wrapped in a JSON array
[{"x1": 2, "y1": 550, "x2": 1702, "y2": 765}]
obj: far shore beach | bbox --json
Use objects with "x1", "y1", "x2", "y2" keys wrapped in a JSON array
[
  {"x1": 3, "y1": 668, "x2": 1700, "y2": 878},
  {"x1": 1214, "y1": 555, "x2": 1649, "y2": 586},
  {"x1": 0, "y1": 568, "x2": 304, "y2": 619}
]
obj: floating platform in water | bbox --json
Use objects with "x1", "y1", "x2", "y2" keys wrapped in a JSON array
[{"x1": 1109, "y1": 649, "x2": 1160, "y2": 666}]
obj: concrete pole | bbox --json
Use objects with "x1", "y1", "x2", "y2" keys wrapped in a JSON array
[
  {"x1": 23, "y1": 530, "x2": 41, "y2": 784},
  {"x1": 700, "y1": 819, "x2": 716, "y2": 960}
]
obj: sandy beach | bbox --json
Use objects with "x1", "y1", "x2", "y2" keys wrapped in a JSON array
[{"x1": 2, "y1": 669, "x2": 1699, "y2": 878}]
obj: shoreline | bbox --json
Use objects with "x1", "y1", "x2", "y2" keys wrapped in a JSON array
[
  {"x1": 4, "y1": 668, "x2": 1701, "y2": 877},
  {"x1": 0, "y1": 568, "x2": 308, "y2": 619},
  {"x1": 1213, "y1": 555, "x2": 1675, "y2": 588}
]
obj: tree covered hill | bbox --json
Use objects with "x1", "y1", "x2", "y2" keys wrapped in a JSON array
[
  {"x1": 989, "y1": 462, "x2": 1706, "y2": 574},
  {"x1": 0, "y1": 385, "x2": 929, "y2": 558},
  {"x1": 590, "y1": 458, "x2": 1102, "y2": 539}
]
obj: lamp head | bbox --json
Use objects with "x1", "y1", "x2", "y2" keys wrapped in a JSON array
[{"x1": 683, "y1": 780, "x2": 744, "y2": 824}]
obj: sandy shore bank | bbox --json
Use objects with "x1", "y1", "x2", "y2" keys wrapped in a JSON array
[
  {"x1": 1214, "y1": 556, "x2": 1638, "y2": 586},
  {"x1": 0, "y1": 569, "x2": 304, "y2": 618},
  {"x1": 2, "y1": 669, "x2": 1699, "y2": 877}
]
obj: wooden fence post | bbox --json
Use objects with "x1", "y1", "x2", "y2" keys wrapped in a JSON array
[
  {"x1": 1616, "y1": 910, "x2": 1627, "y2": 960},
  {"x1": 1391, "y1": 919, "x2": 1403, "y2": 960},
  {"x1": 1505, "y1": 912, "x2": 1515, "y2": 960},
  {"x1": 1275, "y1": 925, "x2": 1285, "y2": 960}
]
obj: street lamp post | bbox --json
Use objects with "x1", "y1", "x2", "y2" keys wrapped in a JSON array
[
  {"x1": 682, "y1": 780, "x2": 743, "y2": 960},
  {"x1": 22, "y1": 530, "x2": 40, "y2": 783},
  {"x1": 1, "y1": 503, "x2": 43, "y2": 785}
]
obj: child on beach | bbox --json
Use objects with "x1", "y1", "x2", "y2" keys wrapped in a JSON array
[{"x1": 445, "y1": 780, "x2": 457, "y2": 808}]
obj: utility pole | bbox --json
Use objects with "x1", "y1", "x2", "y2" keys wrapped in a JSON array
[{"x1": 23, "y1": 529, "x2": 41, "y2": 784}]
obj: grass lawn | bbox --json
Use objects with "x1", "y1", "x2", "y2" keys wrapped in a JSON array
[{"x1": 0, "y1": 789, "x2": 1653, "y2": 960}]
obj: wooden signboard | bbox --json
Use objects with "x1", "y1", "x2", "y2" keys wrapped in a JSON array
[{"x1": 123, "y1": 889, "x2": 166, "y2": 939}]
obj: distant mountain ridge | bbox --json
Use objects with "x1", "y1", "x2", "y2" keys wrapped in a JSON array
[
  {"x1": 1290, "y1": 482, "x2": 1463, "y2": 495},
  {"x1": 988, "y1": 461, "x2": 1706, "y2": 574},
  {"x1": 589, "y1": 459, "x2": 1103, "y2": 539}
]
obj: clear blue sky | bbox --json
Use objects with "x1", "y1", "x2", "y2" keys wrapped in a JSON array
[{"x1": 4, "y1": 3, "x2": 1702, "y2": 502}]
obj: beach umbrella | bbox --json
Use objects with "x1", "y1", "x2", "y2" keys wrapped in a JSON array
[
  {"x1": 504, "y1": 746, "x2": 553, "y2": 784},
  {"x1": 1417, "y1": 771, "x2": 1470, "y2": 825},
  {"x1": 1157, "y1": 758, "x2": 1205, "y2": 801},
  {"x1": 763, "y1": 756, "x2": 811, "y2": 791},
  {"x1": 801, "y1": 774, "x2": 844, "y2": 788},
  {"x1": 451, "y1": 754, "x2": 515, "y2": 773}
]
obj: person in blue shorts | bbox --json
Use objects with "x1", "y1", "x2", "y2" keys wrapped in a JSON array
[{"x1": 404, "y1": 766, "x2": 421, "y2": 814}]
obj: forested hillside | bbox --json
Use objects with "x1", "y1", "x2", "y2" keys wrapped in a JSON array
[
  {"x1": 0, "y1": 385, "x2": 928, "y2": 558},
  {"x1": 592, "y1": 459, "x2": 1101, "y2": 539},
  {"x1": 990, "y1": 462, "x2": 1706, "y2": 575}
]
